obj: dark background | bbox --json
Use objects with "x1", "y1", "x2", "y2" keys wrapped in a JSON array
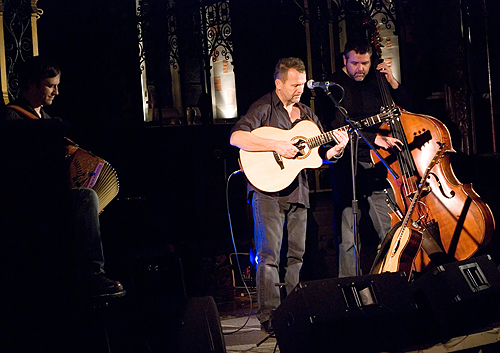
[{"x1": 2, "y1": 1, "x2": 500, "y2": 351}]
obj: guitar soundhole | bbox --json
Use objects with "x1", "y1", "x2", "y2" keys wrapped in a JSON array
[{"x1": 293, "y1": 138, "x2": 309, "y2": 159}]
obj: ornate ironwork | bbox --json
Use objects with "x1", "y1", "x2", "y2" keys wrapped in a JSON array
[
  {"x1": 200, "y1": 1, "x2": 233, "y2": 62},
  {"x1": 3, "y1": 0, "x2": 36, "y2": 100},
  {"x1": 330, "y1": 0, "x2": 397, "y2": 34},
  {"x1": 136, "y1": 0, "x2": 147, "y2": 71},
  {"x1": 330, "y1": 0, "x2": 345, "y2": 23},
  {"x1": 362, "y1": 0, "x2": 396, "y2": 30},
  {"x1": 136, "y1": 0, "x2": 179, "y2": 71},
  {"x1": 446, "y1": 84, "x2": 470, "y2": 153},
  {"x1": 166, "y1": 2, "x2": 179, "y2": 70}
]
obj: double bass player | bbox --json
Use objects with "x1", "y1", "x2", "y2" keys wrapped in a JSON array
[{"x1": 326, "y1": 39, "x2": 412, "y2": 277}]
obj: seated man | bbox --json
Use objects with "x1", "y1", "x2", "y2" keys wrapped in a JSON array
[{"x1": 1, "y1": 55, "x2": 124, "y2": 298}]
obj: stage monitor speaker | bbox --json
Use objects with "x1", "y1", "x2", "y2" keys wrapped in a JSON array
[
  {"x1": 272, "y1": 271, "x2": 419, "y2": 353},
  {"x1": 410, "y1": 254, "x2": 500, "y2": 341},
  {"x1": 136, "y1": 295, "x2": 226, "y2": 353},
  {"x1": 178, "y1": 296, "x2": 227, "y2": 353}
]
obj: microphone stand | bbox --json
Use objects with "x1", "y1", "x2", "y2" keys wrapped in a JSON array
[{"x1": 322, "y1": 86, "x2": 397, "y2": 276}]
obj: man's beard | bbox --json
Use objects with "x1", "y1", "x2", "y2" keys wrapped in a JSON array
[{"x1": 352, "y1": 71, "x2": 366, "y2": 81}]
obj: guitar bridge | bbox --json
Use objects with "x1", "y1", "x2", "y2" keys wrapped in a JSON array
[{"x1": 273, "y1": 151, "x2": 285, "y2": 170}]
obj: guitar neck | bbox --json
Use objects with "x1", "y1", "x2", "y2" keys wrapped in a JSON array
[
  {"x1": 394, "y1": 143, "x2": 445, "y2": 240},
  {"x1": 307, "y1": 109, "x2": 398, "y2": 149}
]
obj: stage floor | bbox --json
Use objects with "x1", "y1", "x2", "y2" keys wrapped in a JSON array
[
  {"x1": 221, "y1": 315, "x2": 279, "y2": 353},
  {"x1": 218, "y1": 288, "x2": 280, "y2": 352}
]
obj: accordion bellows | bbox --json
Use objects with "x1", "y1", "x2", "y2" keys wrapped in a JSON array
[{"x1": 67, "y1": 145, "x2": 119, "y2": 213}]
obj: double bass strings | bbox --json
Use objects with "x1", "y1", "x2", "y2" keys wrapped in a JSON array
[{"x1": 376, "y1": 69, "x2": 418, "y2": 204}]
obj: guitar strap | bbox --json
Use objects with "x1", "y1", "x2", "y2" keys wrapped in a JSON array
[
  {"x1": 6, "y1": 105, "x2": 41, "y2": 120},
  {"x1": 7, "y1": 104, "x2": 77, "y2": 152}
]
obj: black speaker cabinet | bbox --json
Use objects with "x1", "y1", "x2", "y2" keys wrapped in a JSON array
[
  {"x1": 410, "y1": 254, "x2": 500, "y2": 341},
  {"x1": 178, "y1": 296, "x2": 227, "y2": 353},
  {"x1": 272, "y1": 271, "x2": 419, "y2": 353}
]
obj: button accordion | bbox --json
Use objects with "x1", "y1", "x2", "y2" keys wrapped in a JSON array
[{"x1": 66, "y1": 145, "x2": 119, "y2": 213}]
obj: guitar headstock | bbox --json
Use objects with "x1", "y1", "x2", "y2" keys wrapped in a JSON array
[
  {"x1": 380, "y1": 107, "x2": 401, "y2": 123},
  {"x1": 356, "y1": 107, "x2": 401, "y2": 129},
  {"x1": 432, "y1": 141, "x2": 446, "y2": 163},
  {"x1": 422, "y1": 141, "x2": 446, "y2": 181}
]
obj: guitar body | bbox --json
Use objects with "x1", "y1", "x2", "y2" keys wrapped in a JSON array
[
  {"x1": 239, "y1": 120, "x2": 323, "y2": 192},
  {"x1": 238, "y1": 109, "x2": 398, "y2": 192},
  {"x1": 371, "y1": 222, "x2": 423, "y2": 279}
]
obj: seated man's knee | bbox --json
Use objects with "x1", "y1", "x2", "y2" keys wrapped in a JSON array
[
  {"x1": 71, "y1": 188, "x2": 99, "y2": 213},
  {"x1": 73, "y1": 187, "x2": 98, "y2": 201}
]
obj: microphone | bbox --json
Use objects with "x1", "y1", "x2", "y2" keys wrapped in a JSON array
[{"x1": 307, "y1": 79, "x2": 337, "y2": 89}]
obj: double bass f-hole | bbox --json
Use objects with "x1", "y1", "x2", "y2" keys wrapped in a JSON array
[{"x1": 428, "y1": 172, "x2": 456, "y2": 199}]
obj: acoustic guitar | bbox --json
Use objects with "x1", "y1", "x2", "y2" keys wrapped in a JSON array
[
  {"x1": 239, "y1": 108, "x2": 399, "y2": 192},
  {"x1": 371, "y1": 142, "x2": 446, "y2": 279}
]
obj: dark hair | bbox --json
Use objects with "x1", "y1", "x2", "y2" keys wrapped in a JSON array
[
  {"x1": 274, "y1": 57, "x2": 305, "y2": 82},
  {"x1": 343, "y1": 39, "x2": 373, "y2": 59},
  {"x1": 18, "y1": 56, "x2": 60, "y2": 90}
]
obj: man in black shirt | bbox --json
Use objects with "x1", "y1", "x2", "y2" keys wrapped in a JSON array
[
  {"x1": 328, "y1": 40, "x2": 412, "y2": 277},
  {"x1": 231, "y1": 57, "x2": 348, "y2": 332}
]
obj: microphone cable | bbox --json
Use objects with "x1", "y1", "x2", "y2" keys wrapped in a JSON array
[{"x1": 222, "y1": 168, "x2": 254, "y2": 335}]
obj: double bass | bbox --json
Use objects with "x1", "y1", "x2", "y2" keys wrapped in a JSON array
[{"x1": 370, "y1": 67, "x2": 495, "y2": 274}]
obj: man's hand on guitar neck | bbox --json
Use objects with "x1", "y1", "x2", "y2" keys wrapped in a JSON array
[{"x1": 326, "y1": 130, "x2": 349, "y2": 160}]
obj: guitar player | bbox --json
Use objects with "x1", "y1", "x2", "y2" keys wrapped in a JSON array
[{"x1": 230, "y1": 57, "x2": 348, "y2": 333}]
